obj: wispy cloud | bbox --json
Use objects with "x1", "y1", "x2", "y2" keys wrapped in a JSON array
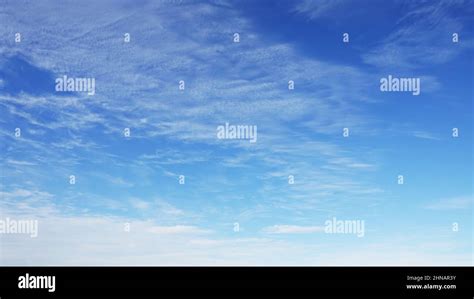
[
  {"x1": 147, "y1": 225, "x2": 210, "y2": 234},
  {"x1": 362, "y1": 1, "x2": 473, "y2": 69},
  {"x1": 413, "y1": 131, "x2": 440, "y2": 140},
  {"x1": 263, "y1": 225, "x2": 325, "y2": 234},
  {"x1": 5, "y1": 159, "x2": 37, "y2": 166},
  {"x1": 0, "y1": 0, "x2": 471, "y2": 266},
  {"x1": 424, "y1": 196, "x2": 473, "y2": 210},
  {"x1": 293, "y1": 0, "x2": 346, "y2": 20}
]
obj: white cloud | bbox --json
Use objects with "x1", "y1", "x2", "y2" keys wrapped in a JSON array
[
  {"x1": 0, "y1": 188, "x2": 470, "y2": 266},
  {"x1": 129, "y1": 198, "x2": 151, "y2": 210},
  {"x1": 147, "y1": 225, "x2": 210, "y2": 234},
  {"x1": 263, "y1": 225, "x2": 325, "y2": 234},
  {"x1": 0, "y1": 188, "x2": 52, "y2": 200},
  {"x1": 362, "y1": 1, "x2": 473, "y2": 69},
  {"x1": 413, "y1": 131, "x2": 440, "y2": 140},
  {"x1": 293, "y1": 0, "x2": 345, "y2": 20},
  {"x1": 6, "y1": 159, "x2": 36, "y2": 166},
  {"x1": 424, "y1": 196, "x2": 473, "y2": 210}
]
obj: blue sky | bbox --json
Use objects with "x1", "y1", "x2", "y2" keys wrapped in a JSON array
[{"x1": 0, "y1": 0, "x2": 473, "y2": 265}]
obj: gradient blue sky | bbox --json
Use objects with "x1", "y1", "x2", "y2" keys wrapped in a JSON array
[{"x1": 0, "y1": 0, "x2": 473, "y2": 265}]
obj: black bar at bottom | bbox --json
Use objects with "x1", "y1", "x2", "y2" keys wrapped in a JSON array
[{"x1": 0, "y1": 266, "x2": 472, "y2": 298}]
